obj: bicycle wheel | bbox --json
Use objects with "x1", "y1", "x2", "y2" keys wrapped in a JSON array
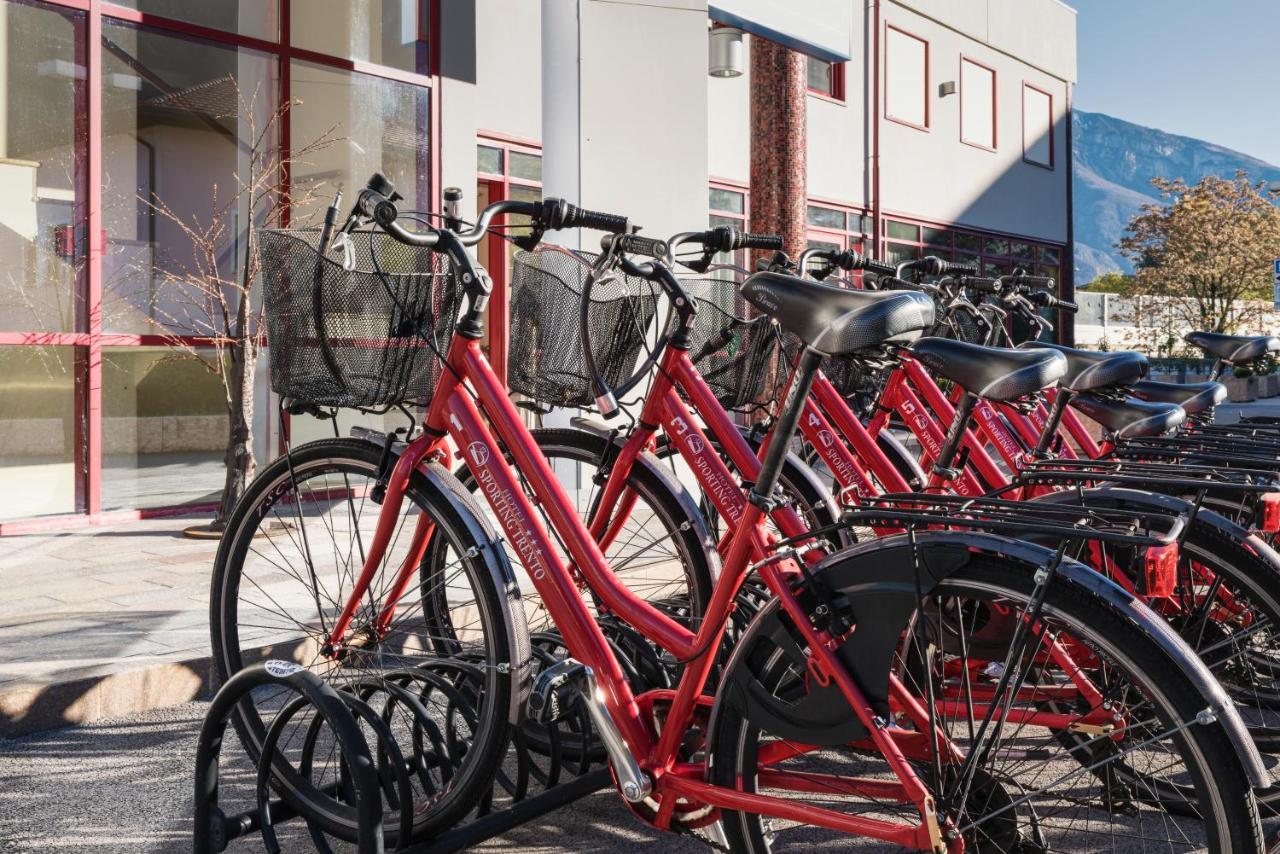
[
  {"x1": 1030, "y1": 490, "x2": 1280, "y2": 802},
  {"x1": 211, "y1": 438, "x2": 523, "y2": 844},
  {"x1": 458, "y1": 427, "x2": 716, "y2": 640},
  {"x1": 709, "y1": 553, "x2": 1263, "y2": 853}
]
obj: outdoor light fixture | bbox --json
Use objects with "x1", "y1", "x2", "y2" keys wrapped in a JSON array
[
  {"x1": 939, "y1": 80, "x2": 957, "y2": 97},
  {"x1": 709, "y1": 25, "x2": 744, "y2": 78}
]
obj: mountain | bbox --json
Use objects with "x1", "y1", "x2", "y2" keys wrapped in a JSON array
[{"x1": 1072, "y1": 110, "x2": 1280, "y2": 284}]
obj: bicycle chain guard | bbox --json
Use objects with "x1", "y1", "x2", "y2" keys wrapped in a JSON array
[{"x1": 715, "y1": 538, "x2": 972, "y2": 746}]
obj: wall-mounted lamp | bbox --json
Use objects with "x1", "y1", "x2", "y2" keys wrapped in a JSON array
[
  {"x1": 709, "y1": 26, "x2": 745, "y2": 78},
  {"x1": 938, "y1": 81, "x2": 957, "y2": 97}
]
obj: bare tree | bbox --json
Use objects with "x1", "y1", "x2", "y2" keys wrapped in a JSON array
[
  {"x1": 135, "y1": 87, "x2": 339, "y2": 534},
  {"x1": 1117, "y1": 172, "x2": 1280, "y2": 335}
]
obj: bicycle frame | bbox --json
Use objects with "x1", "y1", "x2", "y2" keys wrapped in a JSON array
[{"x1": 322, "y1": 328, "x2": 954, "y2": 849}]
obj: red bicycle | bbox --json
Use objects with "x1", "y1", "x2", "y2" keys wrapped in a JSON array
[{"x1": 213, "y1": 177, "x2": 1266, "y2": 851}]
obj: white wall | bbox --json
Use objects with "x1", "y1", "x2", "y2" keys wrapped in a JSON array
[
  {"x1": 879, "y1": 1, "x2": 1071, "y2": 242},
  {"x1": 707, "y1": 33, "x2": 751, "y2": 184},
  {"x1": 578, "y1": 0, "x2": 710, "y2": 240},
  {"x1": 697, "y1": 1, "x2": 1070, "y2": 243}
]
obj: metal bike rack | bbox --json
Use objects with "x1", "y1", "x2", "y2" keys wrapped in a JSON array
[
  {"x1": 194, "y1": 578, "x2": 776, "y2": 853},
  {"x1": 193, "y1": 633, "x2": 638, "y2": 853}
]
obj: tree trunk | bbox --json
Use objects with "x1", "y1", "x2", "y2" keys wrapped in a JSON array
[{"x1": 214, "y1": 339, "x2": 258, "y2": 529}]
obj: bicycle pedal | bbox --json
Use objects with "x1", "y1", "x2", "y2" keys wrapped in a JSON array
[{"x1": 527, "y1": 659, "x2": 588, "y2": 725}]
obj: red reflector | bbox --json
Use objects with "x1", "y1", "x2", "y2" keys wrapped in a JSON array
[
  {"x1": 1143, "y1": 543, "x2": 1178, "y2": 598},
  {"x1": 1260, "y1": 492, "x2": 1280, "y2": 533}
]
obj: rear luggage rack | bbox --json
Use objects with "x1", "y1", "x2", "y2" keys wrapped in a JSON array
[
  {"x1": 1015, "y1": 457, "x2": 1280, "y2": 494},
  {"x1": 776, "y1": 491, "x2": 1186, "y2": 551}
]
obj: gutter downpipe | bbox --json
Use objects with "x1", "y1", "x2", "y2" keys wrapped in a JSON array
[
  {"x1": 1062, "y1": 84, "x2": 1075, "y2": 346},
  {"x1": 871, "y1": 0, "x2": 882, "y2": 260}
]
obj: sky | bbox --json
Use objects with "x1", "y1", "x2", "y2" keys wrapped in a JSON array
[{"x1": 1069, "y1": 0, "x2": 1280, "y2": 165}]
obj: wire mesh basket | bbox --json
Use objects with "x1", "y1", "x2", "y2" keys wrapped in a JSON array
[
  {"x1": 259, "y1": 228, "x2": 462, "y2": 409},
  {"x1": 681, "y1": 277, "x2": 789, "y2": 412},
  {"x1": 507, "y1": 248, "x2": 659, "y2": 408}
]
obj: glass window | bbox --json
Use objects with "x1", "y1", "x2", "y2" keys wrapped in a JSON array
[
  {"x1": 0, "y1": 1, "x2": 85, "y2": 334},
  {"x1": 0, "y1": 345, "x2": 78, "y2": 520},
  {"x1": 1039, "y1": 245, "x2": 1061, "y2": 265},
  {"x1": 509, "y1": 151, "x2": 542, "y2": 183},
  {"x1": 922, "y1": 227, "x2": 950, "y2": 248},
  {"x1": 112, "y1": 0, "x2": 277, "y2": 40},
  {"x1": 709, "y1": 187, "x2": 745, "y2": 215},
  {"x1": 101, "y1": 347, "x2": 226, "y2": 511},
  {"x1": 984, "y1": 237, "x2": 1011, "y2": 257},
  {"x1": 1023, "y1": 84, "x2": 1053, "y2": 167},
  {"x1": 806, "y1": 205, "x2": 845, "y2": 230},
  {"x1": 885, "y1": 242, "x2": 919, "y2": 266},
  {"x1": 984, "y1": 259, "x2": 1011, "y2": 277},
  {"x1": 960, "y1": 58, "x2": 995, "y2": 149},
  {"x1": 100, "y1": 22, "x2": 274, "y2": 335},
  {"x1": 289, "y1": 60, "x2": 430, "y2": 224},
  {"x1": 886, "y1": 220, "x2": 918, "y2": 241},
  {"x1": 954, "y1": 232, "x2": 981, "y2": 253},
  {"x1": 806, "y1": 57, "x2": 842, "y2": 98},
  {"x1": 885, "y1": 27, "x2": 927, "y2": 128},
  {"x1": 477, "y1": 144, "x2": 502, "y2": 175},
  {"x1": 854, "y1": 215, "x2": 872, "y2": 235},
  {"x1": 290, "y1": 0, "x2": 424, "y2": 73}
]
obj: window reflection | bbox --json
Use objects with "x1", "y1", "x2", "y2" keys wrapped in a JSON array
[
  {"x1": 101, "y1": 346, "x2": 226, "y2": 511},
  {"x1": 100, "y1": 22, "x2": 273, "y2": 335},
  {"x1": 0, "y1": 345, "x2": 78, "y2": 520},
  {"x1": 291, "y1": 0, "x2": 425, "y2": 73},
  {"x1": 289, "y1": 60, "x2": 430, "y2": 224},
  {"x1": 0, "y1": 1, "x2": 85, "y2": 334}
]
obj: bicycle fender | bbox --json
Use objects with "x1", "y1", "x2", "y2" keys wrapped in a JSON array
[
  {"x1": 415, "y1": 460, "x2": 532, "y2": 726},
  {"x1": 711, "y1": 530, "x2": 1269, "y2": 786}
]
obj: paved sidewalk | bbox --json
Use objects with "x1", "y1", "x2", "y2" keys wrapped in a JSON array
[
  {"x1": 0, "y1": 701, "x2": 689, "y2": 854},
  {"x1": 0, "y1": 514, "x2": 220, "y2": 737}
]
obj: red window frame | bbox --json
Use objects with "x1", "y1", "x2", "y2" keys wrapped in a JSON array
[
  {"x1": 805, "y1": 199, "x2": 869, "y2": 284},
  {"x1": 959, "y1": 55, "x2": 997, "y2": 152},
  {"x1": 884, "y1": 23, "x2": 929, "y2": 131},
  {"x1": 708, "y1": 178, "x2": 750, "y2": 269},
  {"x1": 477, "y1": 131, "x2": 542, "y2": 384},
  {"x1": 806, "y1": 56, "x2": 845, "y2": 102},
  {"x1": 0, "y1": 0, "x2": 440, "y2": 533},
  {"x1": 1022, "y1": 82, "x2": 1055, "y2": 169}
]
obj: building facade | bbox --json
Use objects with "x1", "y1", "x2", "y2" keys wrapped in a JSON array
[{"x1": 0, "y1": 0, "x2": 1075, "y2": 528}]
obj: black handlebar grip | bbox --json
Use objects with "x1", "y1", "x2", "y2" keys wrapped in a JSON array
[
  {"x1": 614, "y1": 233, "x2": 669, "y2": 259},
  {"x1": 863, "y1": 258, "x2": 898, "y2": 277},
  {"x1": 939, "y1": 259, "x2": 979, "y2": 276},
  {"x1": 958, "y1": 276, "x2": 1000, "y2": 294},
  {"x1": 541, "y1": 199, "x2": 630, "y2": 234},
  {"x1": 1015, "y1": 274, "x2": 1056, "y2": 289},
  {"x1": 1026, "y1": 290, "x2": 1078, "y2": 313},
  {"x1": 738, "y1": 232, "x2": 783, "y2": 251}
]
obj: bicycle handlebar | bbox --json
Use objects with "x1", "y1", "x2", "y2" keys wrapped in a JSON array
[
  {"x1": 797, "y1": 248, "x2": 897, "y2": 280},
  {"x1": 668, "y1": 227, "x2": 783, "y2": 273},
  {"x1": 350, "y1": 172, "x2": 631, "y2": 250},
  {"x1": 1026, "y1": 289, "x2": 1078, "y2": 313},
  {"x1": 897, "y1": 255, "x2": 979, "y2": 278}
]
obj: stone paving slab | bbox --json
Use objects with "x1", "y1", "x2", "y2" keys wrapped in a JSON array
[{"x1": 0, "y1": 514, "x2": 220, "y2": 737}]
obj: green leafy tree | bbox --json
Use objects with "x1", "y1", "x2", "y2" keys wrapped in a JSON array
[
  {"x1": 1083, "y1": 271, "x2": 1133, "y2": 294},
  {"x1": 1117, "y1": 171, "x2": 1280, "y2": 334}
]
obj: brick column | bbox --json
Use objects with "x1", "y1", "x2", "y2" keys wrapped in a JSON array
[{"x1": 749, "y1": 38, "x2": 808, "y2": 262}]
